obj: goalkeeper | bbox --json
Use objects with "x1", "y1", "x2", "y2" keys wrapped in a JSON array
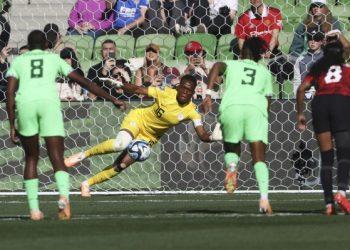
[
  {"x1": 202, "y1": 37, "x2": 273, "y2": 214},
  {"x1": 6, "y1": 30, "x2": 125, "y2": 220},
  {"x1": 65, "y1": 74, "x2": 221, "y2": 197}
]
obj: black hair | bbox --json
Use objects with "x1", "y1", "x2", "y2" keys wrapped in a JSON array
[
  {"x1": 59, "y1": 47, "x2": 84, "y2": 85},
  {"x1": 28, "y1": 30, "x2": 47, "y2": 50},
  {"x1": 102, "y1": 39, "x2": 116, "y2": 47},
  {"x1": 180, "y1": 74, "x2": 197, "y2": 89},
  {"x1": 309, "y1": 41, "x2": 344, "y2": 78},
  {"x1": 241, "y1": 37, "x2": 267, "y2": 62}
]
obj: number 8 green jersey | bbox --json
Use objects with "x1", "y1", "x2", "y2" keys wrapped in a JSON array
[
  {"x1": 220, "y1": 59, "x2": 273, "y2": 117},
  {"x1": 6, "y1": 49, "x2": 73, "y2": 105}
]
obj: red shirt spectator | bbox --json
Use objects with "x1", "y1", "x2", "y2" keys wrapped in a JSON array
[{"x1": 234, "y1": 1, "x2": 282, "y2": 53}]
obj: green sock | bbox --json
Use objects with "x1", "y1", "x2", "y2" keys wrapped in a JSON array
[
  {"x1": 224, "y1": 152, "x2": 239, "y2": 172},
  {"x1": 55, "y1": 171, "x2": 70, "y2": 200},
  {"x1": 24, "y1": 179, "x2": 39, "y2": 212},
  {"x1": 254, "y1": 162, "x2": 269, "y2": 197}
]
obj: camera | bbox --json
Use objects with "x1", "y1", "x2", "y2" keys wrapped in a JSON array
[{"x1": 108, "y1": 51, "x2": 115, "y2": 59}]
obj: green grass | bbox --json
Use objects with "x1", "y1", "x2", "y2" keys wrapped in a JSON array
[{"x1": 0, "y1": 193, "x2": 350, "y2": 250}]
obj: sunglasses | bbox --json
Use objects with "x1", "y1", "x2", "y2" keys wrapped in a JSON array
[{"x1": 111, "y1": 72, "x2": 126, "y2": 82}]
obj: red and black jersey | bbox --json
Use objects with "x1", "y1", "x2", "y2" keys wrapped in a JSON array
[
  {"x1": 234, "y1": 5, "x2": 282, "y2": 46},
  {"x1": 303, "y1": 64, "x2": 350, "y2": 96}
]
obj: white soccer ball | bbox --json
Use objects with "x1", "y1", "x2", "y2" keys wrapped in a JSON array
[{"x1": 127, "y1": 140, "x2": 151, "y2": 162}]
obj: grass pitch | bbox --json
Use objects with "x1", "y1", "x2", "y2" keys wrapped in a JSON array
[{"x1": 0, "y1": 193, "x2": 350, "y2": 250}]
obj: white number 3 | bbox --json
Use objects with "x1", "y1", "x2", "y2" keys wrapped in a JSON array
[{"x1": 324, "y1": 66, "x2": 342, "y2": 84}]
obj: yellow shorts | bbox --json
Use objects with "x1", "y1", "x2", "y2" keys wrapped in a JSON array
[{"x1": 120, "y1": 109, "x2": 157, "y2": 146}]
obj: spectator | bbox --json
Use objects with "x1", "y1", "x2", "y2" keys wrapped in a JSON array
[
  {"x1": 56, "y1": 47, "x2": 85, "y2": 101},
  {"x1": 44, "y1": 23, "x2": 76, "y2": 54},
  {"x1": 207, "y1": 0, "x2": 237, "y2": 38},
  {"x1": 109, "y1": 0, "x2": 148, "y2": 38},
  {"x1": 293, "y1": 28, "x2": 324, "y2": 99},
  {"x1": 174, "y1": 0, "x2": 210, "y2": 35},
  {"x1": 182, "y1": 41, "x2": 219, "y2": 99},
  {"x1": 102, "y1": 61, "x2": 133, "y2": 99},
  {"x1": 135, "y1": 43, "x2": 180, "y2": 88},
  {"x1": 67, "y1": 0, "x2": 114, "y2": 39},
  {"x1": 87, "y1": 39, "x2": 129, "y2": 99},
  {"x1": 232, "y1": 0, "x2": 282, "y2": 58},
  {"x1": 0, "y1": 45, "x2": 9, "y2": 101},
  {"x1": 145, "y1": 0, "x2": 183, "y2": 34},
  {"x1": 0, "y1": 0, "x2": 10, "y2": 49},
  {"x1": 289, "y1": 0, "x2": 342, "y2": 57}
]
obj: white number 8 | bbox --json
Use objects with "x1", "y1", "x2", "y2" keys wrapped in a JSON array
[{"x1": 324, "y1": 65, "x2": 342, "y2": 84}]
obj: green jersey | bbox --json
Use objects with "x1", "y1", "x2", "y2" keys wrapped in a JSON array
[
  {"x1": 220, "y1": 59, "x2": 273, "y2": 116},
  {"x1": 6, "y1": 49, "x2": 73, "y2": 105}
]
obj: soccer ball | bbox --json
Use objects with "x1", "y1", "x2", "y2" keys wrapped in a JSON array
[{"x1": 127, "y1": 140, "x2": 151, "y2": 162}]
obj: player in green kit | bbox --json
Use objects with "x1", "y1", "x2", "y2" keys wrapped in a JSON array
[
  {"x1": 202, "y1": 37, "x2": 273, "y2": 214},
  {"x1": 6, "y1": 30, "x2": 125, "y2": 220}
]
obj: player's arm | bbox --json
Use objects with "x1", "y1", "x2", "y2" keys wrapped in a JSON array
[
  {"x1": 121, "y1": 82, "x2": 149, "y2": 96},
  {"x1": 68, "y1": 71, "x2": 125, "y2": 109},
  {"x1": 296, "y1": 76, "x2": 312, "y2": 131},
  {"x1": 201, "y1": 62, "x2": 227, "y2": 113},
  {"x1": 194, "y1": 125, "x2": 211, "y2": 142},
  {"x1": 6, "y1": 76, "x2": 20, "y2": 144}
]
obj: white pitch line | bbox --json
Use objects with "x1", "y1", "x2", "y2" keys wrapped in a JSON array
[{"x1": 0, "y1": 198, "x2": 323, "y2": 204}]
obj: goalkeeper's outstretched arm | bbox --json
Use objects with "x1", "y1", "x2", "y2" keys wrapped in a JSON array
[{"x1": 122, "y1": 82, "x2": 149, "y2": 96}]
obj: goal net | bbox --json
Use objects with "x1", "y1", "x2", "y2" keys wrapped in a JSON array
[{"x1": 1, "y1": 0, "x2": 348, "y2": 193}]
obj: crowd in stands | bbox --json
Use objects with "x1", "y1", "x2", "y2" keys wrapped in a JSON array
[{"x1": 0, "y1": 0, "x2": 349, "y2": 102}]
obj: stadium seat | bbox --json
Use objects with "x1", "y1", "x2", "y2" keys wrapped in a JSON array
[
  {"x1": 62, "y1": 35, "x2": 94, "y2": 61},
  {"x1": 93, "y1": 35, "x2": 135, "y2": 60},
  {"x1": 80, "y1": 59, "x2": 100, "y2": 76},
  {"x1": 278, "y1": 31, "x2": 294, "y2": 54},
  {"x1": 135, "y1": 34, "x2": 176, "y2": 61},
  {"x1": 175, "y1": 33, "x2": 217, "y2": 60},
  {"x1": 216, "y1": 34, "x2": 234, "y2": 60}
]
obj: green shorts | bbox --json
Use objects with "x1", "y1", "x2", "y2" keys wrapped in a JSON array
[
  {"x1": 16, "y1": 100, "x2": 65, "y2": 137},
  {"x1": 219, "y1": 105, "x2": 268, "y2": 145}
]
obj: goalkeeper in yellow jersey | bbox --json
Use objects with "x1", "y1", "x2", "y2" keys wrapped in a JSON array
[{"x1": 65, "y1": 74, "x2": 221, "y2": 196}]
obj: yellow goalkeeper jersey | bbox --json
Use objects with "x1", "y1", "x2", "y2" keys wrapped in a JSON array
[{"x1": 121, "y1": 86, "x2": 202, "y2": 145}]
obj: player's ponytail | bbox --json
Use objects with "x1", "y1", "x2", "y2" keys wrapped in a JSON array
[{"x1": 309, "y1": 41, "x2": 344, "y2": 78}]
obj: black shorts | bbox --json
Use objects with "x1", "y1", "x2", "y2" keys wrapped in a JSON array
[{"x1": 311, "y1": 94, "x2": 350, "y2": 134}]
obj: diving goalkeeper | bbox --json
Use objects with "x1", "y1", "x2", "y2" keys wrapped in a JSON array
[{"x1": 65, "y1": 74, "x2": 222, "y2": 196}]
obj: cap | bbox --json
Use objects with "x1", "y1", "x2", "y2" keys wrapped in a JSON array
[
  {"x1": 43, "y1": 23, "x2": 59, "y2": 49},
  {"x1": 184, "y1": 41, "x2": 203, "y2": 54},
  {"x1": 145, "y1": 43, "x2": 160, "y2": 53},
  {"x1": 311, "y1": 0, "x2": 326, "y2": 4},
  {"x1": 306, "y1": 27, "x2": 325, "y2": 41},
  {"x1": 310, "y1": 0, "x2": 326, "y2": 9}
]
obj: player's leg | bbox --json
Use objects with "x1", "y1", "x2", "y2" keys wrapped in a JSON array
[
  {"x1": 250, "y1": 141, "x2": 272, "y2": 214},
  {"x1": 80, "y1": 150, "x2": 135, "y2": 197},
  {"x1": 65, "y1": 130, "x2": 134, "y2": 167},
  {"x1": 333, "y1": 132, "x2": 350, "y2": 213},
  {"x1": 220, "y1": 105, "x2": 244, "y2": 193},
  {"x1": 223, "y1": 142, "x2": 240, "y2": 193},
  {"x1": 45, "y1": 136, "x2": 71, "y2": 220},
  {"x1": 20, "y1": 134, "x2": 44, "y2": 220},
  {"x1": 246, "y1": 106, "x2": 272, "y2": 214},
  {"x1": 315, "y1": 132, "x2": 336, "y2": 215}
]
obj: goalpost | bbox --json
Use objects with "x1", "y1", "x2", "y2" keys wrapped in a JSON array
[
  {"x1": 0, "y1": 99, "x2": 322, "y2": 194},
  {"x1": 2, "y1": 0, "x2": 349, "y2": 194}
]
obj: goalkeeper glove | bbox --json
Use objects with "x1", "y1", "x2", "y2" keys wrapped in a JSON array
[
  {"x1": 209, "y1": 122, "x2": 223, "y2": 141},
  {"x1": 99, "y1": 78, "x2": 124, "y2": 88}
]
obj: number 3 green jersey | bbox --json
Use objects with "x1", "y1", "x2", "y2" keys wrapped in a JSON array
[
  {"x1": 6, "y1": 49, "x2": 73, "y2": 105},
  {"x1": 220, "y1": 59, "x2": 273, "y2": 116}
]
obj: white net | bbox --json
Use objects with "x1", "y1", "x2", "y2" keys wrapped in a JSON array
[{"x1": 1, "y1": 0, "x2": 349, "y2": 193}]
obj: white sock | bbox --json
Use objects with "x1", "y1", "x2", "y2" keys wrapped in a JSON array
[
  {"x1": 260, "y1": 194, "x2": 268, "y2": 200},
  {"x1": 338, "y1": 190, "x2": 346, "y2": 197}
]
